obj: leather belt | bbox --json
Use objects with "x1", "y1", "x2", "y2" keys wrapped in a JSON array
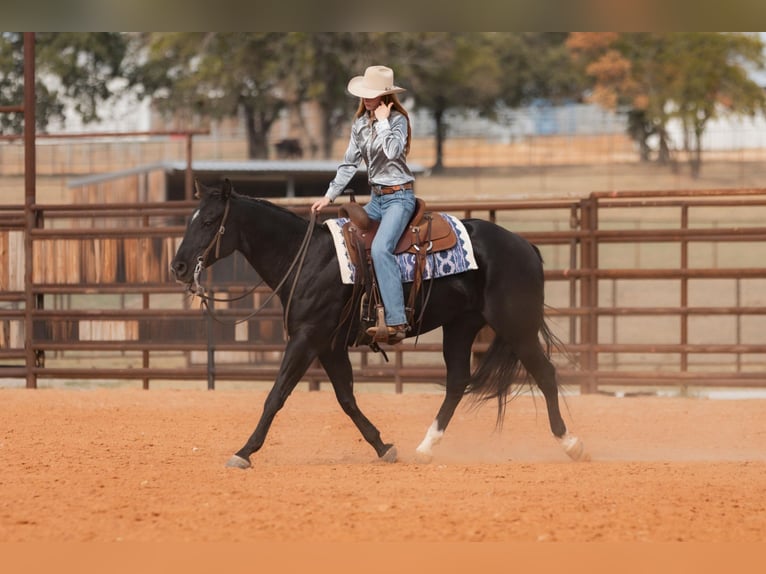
[{"x1": 371, "y1": 183, "x2": 414, "y2": 196}]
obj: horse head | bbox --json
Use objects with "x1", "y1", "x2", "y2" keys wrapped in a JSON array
[{"x1": 170, "y1": 178, "x2": 236, "y2": 288}]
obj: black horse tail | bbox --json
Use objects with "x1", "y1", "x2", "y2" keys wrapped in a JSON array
[{"x1": 465, "y1": 318, "x2": 561, "y2": 428}]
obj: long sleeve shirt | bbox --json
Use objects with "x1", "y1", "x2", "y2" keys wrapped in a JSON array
[{"x1": 324, "y1": 110, "x2": 414, "y2": 202}]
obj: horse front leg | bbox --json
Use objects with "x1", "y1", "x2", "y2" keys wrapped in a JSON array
[
  {"x1": 226, "y1": 334, "x2": 317, "y2": 469},
  {"x1": 318, "y1": 345, "x2": 396, "y2": 462}
]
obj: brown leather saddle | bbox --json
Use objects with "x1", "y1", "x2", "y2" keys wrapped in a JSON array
[
  {"x1": 337, "y1": 198, "x2": 458, "y2": 346},
  {"x1": 338, "y1": 198, "x2": 457, "y2": 268}
]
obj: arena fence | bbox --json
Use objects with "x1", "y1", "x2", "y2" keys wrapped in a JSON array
[{"x1": 2, "y1": 189, "x2": 766, "y2": 392}]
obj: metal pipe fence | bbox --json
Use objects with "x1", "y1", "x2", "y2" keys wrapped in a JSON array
[{"x1": 2, "y1": 190, "x2": 766, "y2": 391}]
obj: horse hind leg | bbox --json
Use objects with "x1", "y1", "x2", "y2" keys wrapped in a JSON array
[
  {"x1": 518, "y1": 338, "x2": 590, "y2": 462},
  {"x1": 415, "y1": 318, "x2": 482, "y2": 463},
  {"x1": 415, "y1": 419, "x2": 448, "y2": 463},
  {"x1": 559, "y1": 433, "x2": 589, "y2": 462}
]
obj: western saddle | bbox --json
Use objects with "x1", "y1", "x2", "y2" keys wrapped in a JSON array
[{"x1": 338, "y1": 198, "x2": 457, "y2": 345}]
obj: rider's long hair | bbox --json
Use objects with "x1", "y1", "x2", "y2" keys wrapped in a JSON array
[{"x1": 354, "y1": 93, "x2": 411, "y2": 156}]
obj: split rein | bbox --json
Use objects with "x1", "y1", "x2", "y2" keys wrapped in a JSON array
[{"x1": 191, "y1": 198, "x2": 317, "y2": 336}]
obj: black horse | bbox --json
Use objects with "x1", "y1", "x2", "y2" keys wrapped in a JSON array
[{"x1": 170, "y1": 179, "x2": 588, "y2": 468}]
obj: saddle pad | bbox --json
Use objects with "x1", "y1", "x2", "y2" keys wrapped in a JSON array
[{"x1": 325, "y1": 213, "x2": 479, "y2": 285}]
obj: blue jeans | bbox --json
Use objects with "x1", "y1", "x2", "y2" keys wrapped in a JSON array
[{"x1": 364, "y1": 190, "x2": 416, "y2": 326}]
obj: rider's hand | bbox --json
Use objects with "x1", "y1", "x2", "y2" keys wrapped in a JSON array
[
  {"x1": 311, "y1": 196, "x2": 332, "y2": 213},
  {"x1": 375, "y1": 102, "x2": 393, "y2": 122}
]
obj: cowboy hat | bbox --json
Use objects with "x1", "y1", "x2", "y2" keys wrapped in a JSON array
[{"x1": 347, "y1": 65, "x2": 407, "y2": 99}]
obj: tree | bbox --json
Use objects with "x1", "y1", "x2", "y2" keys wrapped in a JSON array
[
  {"x1": 128, "y1": 33, "x2": 416, "y2": 160},
  {"x1": 0, "y1": 32, "x2": 127, "y2": 134},
  {"x1": 393, "y1": 33, "x2": 503, "y2": 172},
  {"x1": 567, "y1": 32, "x2": 766, "y2": 175},
  {"x1": 128, "y1": 33, "x2": 298, "y2": 159},
  {"x1": 669, "y1": 33, "x2": 765, "y2": 177},
  {"x1": 391, "y1": 33, "x2": 585, "y2": 172},
  {"x1": 568, "y1": 32, "x2": 668, "y2": 162},
  {"x1": 287, "y1": 33, "x2": 387, "y2": 158},
  {"x1": 125, "y1": 33, "x2": 588, "y2": 168},
  {"x1": 495, "y1": 32, "x2": 587, "y2": 106}
]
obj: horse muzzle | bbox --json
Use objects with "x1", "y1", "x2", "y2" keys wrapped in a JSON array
[
  {"x1": 170, "y1": 257, "x2": 208, "y2": 297},
  {"x1": 170, "y1": 259, "x2": 197, "y2": 286}
]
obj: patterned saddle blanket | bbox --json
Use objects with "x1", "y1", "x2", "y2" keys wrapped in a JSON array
[{"x1": 325, "y1": 212, "x2": 479, "y2": 285}]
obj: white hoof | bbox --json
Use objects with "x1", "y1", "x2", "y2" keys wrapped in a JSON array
[
  {"x1": 560, "y1": 434, "x2": 591, "y2": 462},
  {"x1": 379, "y1": 445, "x2": 398, "y2": 463},
  {"x1": 415, "y1": 421, "x2": 443, "y2": 463},
  {"x1": 414, "y1": 449, "x2": 433, "y2": 464},
  {"x1": 225, "y1": 454, "x2": 252, "y2": 469}
]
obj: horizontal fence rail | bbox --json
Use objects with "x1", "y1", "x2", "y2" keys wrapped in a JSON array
[{"x1": 1, "y1": 190, "x2": 766, "y2": 392}]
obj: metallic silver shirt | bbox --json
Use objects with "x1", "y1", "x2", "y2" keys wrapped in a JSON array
[{"x1": 325, "y1": 110, "x2": 414, "y2": 201}]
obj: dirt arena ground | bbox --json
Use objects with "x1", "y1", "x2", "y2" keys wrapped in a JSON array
[
  {"x1": 3, "y1": 143, "x2": 765, "y2": 573},
  {"x1": 1, "y1": 387, "x2": 764, "y2": 543}
]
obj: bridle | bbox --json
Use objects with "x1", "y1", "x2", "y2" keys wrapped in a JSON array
[
  {"x1": 193, "y1": 197, "x2": 232, "y2": 296},
  {"x1": 190, "y1": 195, "x2": 317, "y2": 336}
]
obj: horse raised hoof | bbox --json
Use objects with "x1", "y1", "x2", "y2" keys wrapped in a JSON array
[
  {"x1": 379, "y1": 444, "x2": 398, "y2": 463},
  {"x1": 225, "y1": 454, "x2": 252, "y2": 469},
  {"x1": 559, "y1": 434, "x2": 591, "y2": 462}
]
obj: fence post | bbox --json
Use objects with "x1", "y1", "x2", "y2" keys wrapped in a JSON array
[
  {"x1": 568, "y1": 205, "x2": 579, "y2": 353},
  {"x1": 206, "y1": 293, "x2": 216, "y2": 390},
  {"x1": 185, "y1": 134, "x2": 194, "y2": 201},
  {"x1": 579, "y1": 196, "x2": 599, "y2": 393},
  {"x1": 23, "y1": 33, "x2": 38, "y2": 389},
  {"x1": 680, "y1": 204, "x2": 689, "y2": 391}
]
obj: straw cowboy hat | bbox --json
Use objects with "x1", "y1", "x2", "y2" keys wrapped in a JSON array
[{"x1": 347, "y1": 65, "x2": 407, "y2": 98}]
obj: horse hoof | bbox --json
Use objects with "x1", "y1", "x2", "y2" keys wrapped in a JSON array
[
  {"x1": 379, "y1": 445, "x2": 398, "y2": 463},
  {"x1": 414, "y1": 449, "x2": 433, "y2": 464},
  {"x1": 560, "y1": 434, "x2": 590, "y2": 462},
  {"x1": 225, "y1": 454, "x2": 251, "y2": 469}
]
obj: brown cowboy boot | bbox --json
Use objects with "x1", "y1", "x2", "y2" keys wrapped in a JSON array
[
  {"x1": 386, "y1": 324, "x2": 408, "y2": 344},
  {"x1": 365, "y1": 323, "x2": 408, "y2": 344}
]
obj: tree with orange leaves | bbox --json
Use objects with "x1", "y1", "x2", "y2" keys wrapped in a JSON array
[{"x1": 567, "y1": 32, "x2": 765, "y2": 176}]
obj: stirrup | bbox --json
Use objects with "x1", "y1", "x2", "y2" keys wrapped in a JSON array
[
  {"x1": 365, "y1": 323, "x2": 408, "y2": 344},
  {"x1": 366, "y1": 305, "x2": 389, "y2": 342}
]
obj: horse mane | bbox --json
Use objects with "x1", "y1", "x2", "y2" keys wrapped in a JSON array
[{"x1": 230, "y1": 190, "x2": 311, "y2": 224}]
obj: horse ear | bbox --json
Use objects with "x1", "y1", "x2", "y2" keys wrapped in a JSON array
[
  {"x1": 194, "y1": 179, "x2": 204, "y2": 200},
  {"x1": 221, "y1": 178, "x2": 232, "y2": 199}
]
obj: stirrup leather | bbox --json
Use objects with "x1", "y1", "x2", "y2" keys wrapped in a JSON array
[{"x1": 369, "y1": 305, "x2": 389, "y2": 343}]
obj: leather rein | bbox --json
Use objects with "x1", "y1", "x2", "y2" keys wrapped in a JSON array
[{"x1": 191, "y1": 197, "x2": 316, "y2": 335}]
